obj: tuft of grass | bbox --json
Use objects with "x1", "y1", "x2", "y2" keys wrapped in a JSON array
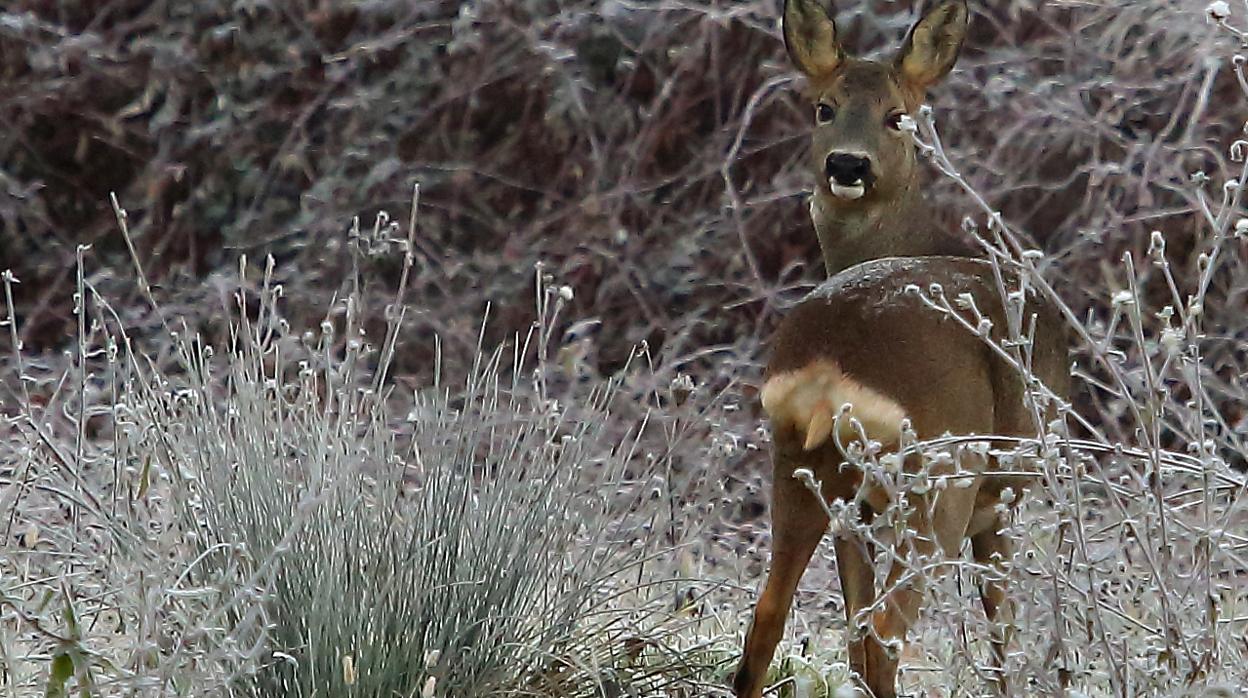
[
  {"x1": 98, "y1": 253, "x2": 680, "y2": 696},
  {"x1": 0, "y1": 226, "x2": 770, "y2": 696}
]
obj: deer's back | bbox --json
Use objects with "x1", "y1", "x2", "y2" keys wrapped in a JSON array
[{"x1": 769, "y1": 256, "x2": 1069, "y2": 442}]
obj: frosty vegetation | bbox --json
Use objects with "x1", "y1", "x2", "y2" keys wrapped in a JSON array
[{"x1": 2, "y1": 1, "x2": 1247, "y2": 696}]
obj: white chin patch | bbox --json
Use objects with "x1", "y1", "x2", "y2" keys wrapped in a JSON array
[{"x1": 829, "y1": 180, "x2": 866, "y2": 200}]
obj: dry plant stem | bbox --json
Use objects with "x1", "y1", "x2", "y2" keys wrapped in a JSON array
[
  {"x1": 109, "y1": 192, "x2": 171, "y2": 338},
  {"x1": 72, "y1": 245, "x2": 88, "y2": 547},
  {"x1": 721, "y1": 74, "x2": 791, "y2": 292},
  {"x1": 370, "y1": 183, "x2": 421, "y2": 401},
  {"x1": 914, "y1": 115, "x2": 1128, "y2": 433},
  {"x1": 906, "y1": 134, "x2": 1104, "y2": 693},
  {"x1": 1121, "y1": 251, "x2": 1184, "y2": 663},
  {"x1": 104, "y1": 319, "x2": 121, "y2": 520},
  {"x1": 1120, "y1": 255, "x2": 1167, "y2": 484},
  {"x1": 2, "y1": 270, "x2": 34, "y2": 540},
  {"x1": 1063, "y1": 440, "x2": 1128, "y2": 694}
]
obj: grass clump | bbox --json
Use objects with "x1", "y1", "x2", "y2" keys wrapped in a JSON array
[
  {"x1": 121, "y1": 267, "x2": 659, "y2": 696},
  {"x1": 2, "y1": 234, "x2": 748, "y2": 695}
]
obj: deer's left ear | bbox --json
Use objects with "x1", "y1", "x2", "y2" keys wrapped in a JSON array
[{"x1": 894, "y1": 0, "x2": 969, "y2": 91}]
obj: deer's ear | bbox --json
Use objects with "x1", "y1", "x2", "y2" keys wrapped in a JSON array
[
  {"x1": 783, "y1": 0, "x2": 844, "y2": 78},
  {"x1": 895, "y1": 0, "x2": 968, "y2": 90}
]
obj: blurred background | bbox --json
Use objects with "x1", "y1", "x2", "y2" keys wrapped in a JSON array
[{"x1": 2, "y1": 0, "x2": 1242, "y2": 387}]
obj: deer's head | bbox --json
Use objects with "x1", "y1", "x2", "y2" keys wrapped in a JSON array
[{"x1": 784, "y1": 0, "x2": 968, "y2": 208}]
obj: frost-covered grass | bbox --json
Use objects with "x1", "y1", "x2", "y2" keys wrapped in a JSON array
[
  {"x1": 2, "y1": 169, "x2": 1244, "y2": 695},
  {"x1": 0, "y1": 212, "x2": 754, "y2": 696}
]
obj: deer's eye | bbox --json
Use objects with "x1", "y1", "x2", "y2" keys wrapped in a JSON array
[
  {"x1": 886, "y1": 111, "x2": 907, "y2": 131},
  {"x1": 816, "y1": 103, "x2": 836, "y2": 124}
]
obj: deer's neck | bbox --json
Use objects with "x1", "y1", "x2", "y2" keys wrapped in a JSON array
[{"x1": 811, "y1": 184, "x2": 957, "y2": 277}]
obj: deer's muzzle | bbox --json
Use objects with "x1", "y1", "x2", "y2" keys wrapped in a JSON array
[{"x1": 825, "y1": 152, "x2": 875, "y2": 199}]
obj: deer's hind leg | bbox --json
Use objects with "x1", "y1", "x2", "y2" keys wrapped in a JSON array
[
  {"x1": 861, "y1": 473, "x2": 982, "y2": 698},
  {"x1": 832, "y1": 507, "x2": 876, "y2": 686},
  {"x1": 733, "y1": 454, "x2": 831, "y2": 698},
  {"x1": 971, "y1": 511, "x2": 1014, "y2": 693}
]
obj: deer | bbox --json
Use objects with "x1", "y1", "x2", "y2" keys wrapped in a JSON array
[{"x1": 732, "y1": 1, "x2": 1071, "y2": 697}]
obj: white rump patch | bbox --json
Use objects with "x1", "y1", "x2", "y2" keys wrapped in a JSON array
[{"x1": 761, "y1": 360, "x2": 907, "y2": 451}]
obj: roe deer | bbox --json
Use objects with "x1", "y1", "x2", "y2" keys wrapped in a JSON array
[{"x1": 732, "y1": 1, "x2": 1070, "y2": 696}]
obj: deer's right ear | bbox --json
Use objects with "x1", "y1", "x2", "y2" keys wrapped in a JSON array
[{"x1": 783, "y1": 0, "x2": 843, "y2": 78}]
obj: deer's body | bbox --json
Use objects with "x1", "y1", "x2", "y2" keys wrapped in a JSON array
[
  {"x1": 766, "y1": 256, "x2": 1069, "y2": 524},
  {"x1": 733, "y1": 2, "x2": 1070, "y2": 697}
]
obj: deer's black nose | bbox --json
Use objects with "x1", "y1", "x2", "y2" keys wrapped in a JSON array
[{"x1": 825, "y1": 153, "x2": 872, "y2": 186}]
